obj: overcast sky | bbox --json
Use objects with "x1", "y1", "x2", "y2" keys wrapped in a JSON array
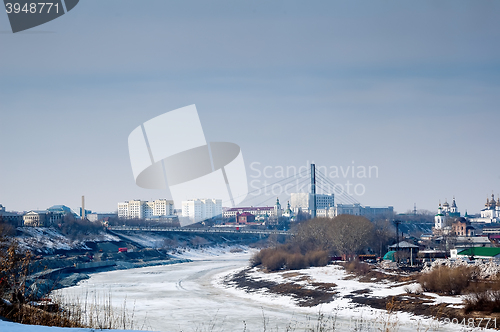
[{"x1": 1, "y1": 0, "x2": 499, "y2": 215}]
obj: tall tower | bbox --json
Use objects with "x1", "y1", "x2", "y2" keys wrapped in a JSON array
[
  {"x1": 81, "y1": 195, "x2": 86, "y2": 220},
  {"x1": 274, "y1": 197, "x2": 282, "y2": 218},
  {"x1": 434, "y1": 202, "x2": 445, "y2": 229},
  {"x1": 450, "y1": 196, "x2": 458, "y2": 214}
]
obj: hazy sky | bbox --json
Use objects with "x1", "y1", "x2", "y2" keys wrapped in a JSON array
[{"x1": 1, "y1": 1, "x2": 499, "y2": 215}]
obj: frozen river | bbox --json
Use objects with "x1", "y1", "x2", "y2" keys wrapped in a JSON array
[{"x1": 53, "y1": 251, "x2": 465, "y2": 332}]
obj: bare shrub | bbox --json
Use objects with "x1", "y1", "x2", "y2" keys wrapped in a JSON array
[
  {"x1": 262, "y1": 250, "x2": 287, "y2": 271},
  {"x1": 0, "y1": 241, "x2": 31, "y2": 302},
  {"x1": 161, "y1": 238, "x2": 179, "y2": 250},
  {"x1": 0, "y1": 217, "x2": 16, "y2": 237},
  {"x1": 345, "y1": 260, "x2": 371, "y2": 276},
  {"x1": 463, "y1": 279, "x2": 500, "y2": 313},
  {"x1": 285, "y1": 253, "x2": 307, "y2": 270},
  {"x1": 305, "y1": 250, "x2": 329, "y2": 267},
  {"x1": 189, "y1": 236, "x2": 208, "y2": 247},
  {"x1": 250, "y1": 250, "x2": 264, "y2": 267},
  {"x1": 418, "y1": 265, "x2": 476, "y2": 295},
  {"x1": 59, "y1": 214, "x2": 105, "y2": 241}
]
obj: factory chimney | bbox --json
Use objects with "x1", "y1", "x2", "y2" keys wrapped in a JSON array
[{"x1": 81, "y1": 195, "x2": 85, "y2": 220}]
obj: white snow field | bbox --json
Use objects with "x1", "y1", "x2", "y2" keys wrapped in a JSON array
[
  {"x1": 48, "y1": 247, "x2": 491, "y2": 332},
  {"x1": 0, "y1": 320, "x2": 137, "y2": 332}
]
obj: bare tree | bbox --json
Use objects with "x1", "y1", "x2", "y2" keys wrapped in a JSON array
[
  {"x1": 292, "y1": 215, "x2": 375, "y2": 256},
  {"x1": 330, "y1": 215, "x2": 374, "y2": 256},
  {"x1": 371, "y1": 219, "x2": 395, "y2": 257}
]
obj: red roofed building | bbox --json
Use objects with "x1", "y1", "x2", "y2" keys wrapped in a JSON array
[{"x1": 237, "y1": 212, "x2": 255, "y2": 224}]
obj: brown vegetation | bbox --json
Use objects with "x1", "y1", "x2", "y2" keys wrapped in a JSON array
[
  {"x1": 0, "y1": 237, "x2": 136, "y2": 328},
  {"x1": 58, "y1": 214, "x2": 105, "y2": 241},
  {"x1": 0, "y1": 216, "x2": 16, "y2": 237},
  {"x1": 293, "y1": 216, "x2": 376, "y2": 256},
  {"x1": 418, "y1": 265, "x2": 477, "y2": 295},
  {"x1": 250, "y1": 246, "x2": 329, "y2": 271},
  {"x1": 463, "y1": 279, "x2": 500, "y2": 314},
  {"x1": 229, "y1": 268, "x2": 336, "y2": 307},
  {"x1": 252, "y1": 215, "x2": 387, "y2": 271},
  {"x1": 344, "y1": 259, "x2": 372, "y2": 276}
]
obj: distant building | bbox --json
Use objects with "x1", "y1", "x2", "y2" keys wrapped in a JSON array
[
  {"x1": 47, "y1": 205, "x2": 74, "y2": 215},
  {"x1": 482, "y1": 224, "x2": 500, "y2": 235},
  {"x1": 46, "y1": 205, "x2": 80, "y2": 219},
  {"x1": 451, "y1": 247, "x2": 500, "y2": 260},
  {"x1": 223, "y1": 206, "x2": 274, "y2": 218},
  {"x1": 273, "y1": 197, "x2": 282, "y2": 218},
  {"x1": 434, "y1": 197, "x2": 461, "y2": 231},
  {"x1": 290, "y1": 193, "x2": 391, "y2": 219},
  {"x1": 223, "y1": 198, "x2": 284, "y2": 220},
  {"x1": 452, "y1": 218, "x2": 475, "y2": 237},
  {"x1": 118, "y1": 199, "x2": 174, "y2": 219},
  {"x1": 282, "y1": 201, "x2": 294, "y2": 219},
  {"x1": 23, "y1": 210, "x2": 62, "y2": 227},
  {"x1": 87, "y1": 212, "x2": 118, "y2": 222},
  {"x1": 316, "y1": 203, "x2": 393, "y2": 220},
  {"x1": 237, "y1": 212, "x2": 256, "y2": 224},
  {"x1": 290, "y1": 193, "x2": 334, "y2": 212},
  {"x1": 0, "y1": 204, "x2": 23, "y2": 226},
  {"x1": 468, "y1": 194, "x2": 500, "y2": 223},
  {"x1": 80, "y1": 208, "x2": 92, "y2": 218},
  {"x1": 182, "y1": 199, "x2": 222, "y2": 223}
]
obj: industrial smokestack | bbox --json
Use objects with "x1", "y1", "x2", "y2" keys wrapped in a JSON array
[{"x1": 82, "y1": 195, "x2": 85, "y2": 220}]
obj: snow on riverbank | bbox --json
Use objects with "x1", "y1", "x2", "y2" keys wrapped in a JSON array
[
  {"x1": 16, "y1": 227, "x2": 120, "y2": 253},
  {"x1": 0, "y1": 320, "x2": 140, "y2": 332},
  {"x1": 213, "y1": 264, "x2": 491, "y2": 331},
  {"x1": 4, "y1": 248, "x2": 491, "y2": 332},
  {"x1": 169, "y1": 244, "x2": 257, "y2": 260}
]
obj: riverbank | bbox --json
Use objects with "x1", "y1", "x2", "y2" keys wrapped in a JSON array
[
  {"x1": 215, "y1": 262, "x2": 498, "y2": 331},
  {"x1": 42, "y1": 245, "x2": 253, "y2": 295},
  {"x1": 28, "y1": 251, "x2": 193, "y2": 298},
  {"x1": 53, "y1": 249, "x2": 472, "y2": 332},
  {"x1": 20, "y1": 225, "x2": 265, "y2": 298}
]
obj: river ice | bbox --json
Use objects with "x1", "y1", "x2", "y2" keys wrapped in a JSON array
[{"x1": 50, "y1": 248, "x2": 488, "y2": 332}]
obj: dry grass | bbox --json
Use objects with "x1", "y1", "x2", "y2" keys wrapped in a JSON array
[
  {"x1": 0, "y1": 238, "x2": 137, "y2": 329},
  {"x1": 344, "y1": 260, "x2": 372, "y2": 276},
  {"x1": 0, "y1": 300, "x2": 84, "y2": 327},
  {"x1": 418, "y1": 265, "x2": 477, "y2": 295},
  {"x1": 250, "y1": 247, "x2": 329, "y2": 271},
  {"x1": 463, "y1": 279, "x2": 500, "y2": 314}
]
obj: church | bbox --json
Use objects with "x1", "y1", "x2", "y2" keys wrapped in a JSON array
[
  {"x1": 468, "y1": 194, "x2": 500, "y2": 223},
  {"x1": 434, "y1": 197, "x2": 460, "y2": 230}
]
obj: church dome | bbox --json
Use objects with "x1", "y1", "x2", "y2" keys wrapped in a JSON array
[
  {"x1": 451, "y1": 197, "x2": 457, "y2": 208},
  {"x1": 490, "y1": 194, "x2": 497, "y2": 207}
]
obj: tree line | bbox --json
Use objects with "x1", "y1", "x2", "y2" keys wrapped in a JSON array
[{"x1": 252, "y1": 215, "x2": 396, "y2": 271}]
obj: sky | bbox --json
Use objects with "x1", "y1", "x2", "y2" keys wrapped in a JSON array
[{"x1": 1, "y1": 0, "x2": 500, "y2": 215}]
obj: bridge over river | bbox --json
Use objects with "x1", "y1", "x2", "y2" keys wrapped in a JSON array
[{"x1": 107, "y1": 225, "x2": 293, "y2": 236}]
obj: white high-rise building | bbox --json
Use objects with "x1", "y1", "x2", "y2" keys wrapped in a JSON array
[
  {"x1": 182, "y1": 199, "x2": 222, "y2": 223},
  {"x1": 128, "y1": 200, "x2": 144, "y2": 219},
  {"x1": 290, "y1": 193, "x2": 392, "y2": 220},
  {"x1": 118, "y1": 199, "x2": 174, "y2": 219},
  {"x1": 118, "y1": 202, "x2": 129, "y2": 218},
  {"x1": 290, "y1": 193, "x2": 334, "y2": 212}
]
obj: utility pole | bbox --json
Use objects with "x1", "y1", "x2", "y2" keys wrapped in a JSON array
[
  {"x1": 394, "y1": 220, "x2": 401, "y2": 263},
  {"x1": 311, "y1": 163, "x2": 316, "y2": 219}
]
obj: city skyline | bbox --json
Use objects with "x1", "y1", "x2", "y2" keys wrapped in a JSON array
[{"x1": 1, "y1": 1, "x2": 500, "y2": 214}]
